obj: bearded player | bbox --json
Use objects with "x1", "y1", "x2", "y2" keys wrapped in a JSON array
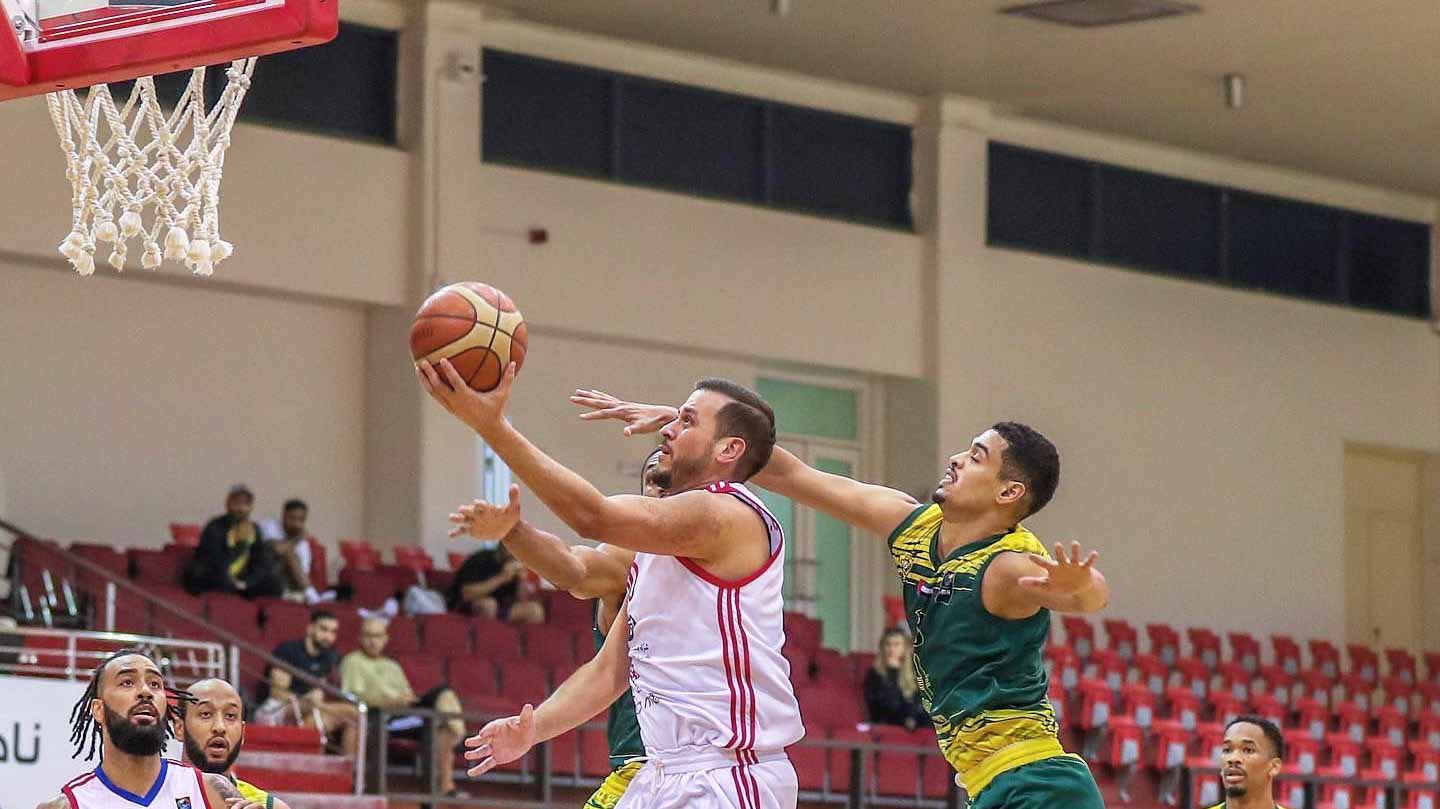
[
  {"x1": 448, "y1": 448, "x2": 664, "y2": 808},
  {"x1": 574, "y1": 391, "x2": 1110, "y2": 808},
  {"x1": 37, "y1": 649, "x2": 266, "y2": 809},
  {"x1": 420, "y1": 360, "x2": 802, "y2": 809},
  {"x1": 176, "y1": 678, "x2": 292, "y2": 809}
]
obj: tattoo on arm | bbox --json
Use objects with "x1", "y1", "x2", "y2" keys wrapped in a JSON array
[{"x1": 204, "y1": 772, "x2": 243, "y2": 800}]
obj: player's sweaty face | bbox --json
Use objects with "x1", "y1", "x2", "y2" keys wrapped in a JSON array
[
  {"x1": 184, "y1": 681, "x2": 245, "y2": 772},
  {"x1": 659, "y1": 390, "x2": 724, "y2": 489},
  {"x1": 934, "y1": 430, "x2": 1006, "y2": 509},
  {"x1": 98, "y1": 655, "x2": 166, "y2": 730}
]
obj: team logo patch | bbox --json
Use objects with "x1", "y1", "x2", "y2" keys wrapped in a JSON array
[{"x1": 176, "y1": 798, "x2": 193, "y2": 809}]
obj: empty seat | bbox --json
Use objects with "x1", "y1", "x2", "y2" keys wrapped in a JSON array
[
  {"x1": 473, "y1": 619, "x2": 523, "y2": 661},
  {"x1": 783, "y1": 646, "x2": 814, "y2": 683},
  {"x1": 543, "y1": 591, "x2": 594, "y2": 630},
  {"x1": 338, "y1": 540, "x2": 381, "y2": 571},
  {"x1": 399, "y1": 654, "x2": 447, "y2": 694},
  {"x1": 128, "y1": 548, "x2": 187, "y2": 586},
  {"x1": 872, "y1": 724, "x2": 922, "y2": 797},
  {"x1": 783, "y1": 612, "x2": 821, "y2": 652},
  {"x1": 1101, "y1": 618, "x2": 1137, "y2": 659},
  {"x1": 1145, "y1": 622, "x2": 1180, "y2": 665},
  {"x1": 500, "y1": 660, "x2": 549, "y2": 706},
  {"x1": 1390, "y1": 648, "x2": 1419, "y2": 684},
  {"x1": 521, "y1": 624, "x2": 579, "y2": 670},
  {"x1": 1271, "y1": 634, "x2": 1302, "y2": 675},
  {"x1": 449, "y1": 658, "x2": 499, "y2": 701},
  {"x1": 1089, "y1": 647, "x2": 1125, "y2": 691},
  {"x1": 812, "y1": 648, "x2": 853, "y2": 686},
  {"x1": 1186, "y1": 627, "x2": 1221, "y2": 669},
  {"x1": 420, "y1": 613, "x2": 473, "y2": 655},
  {"x1": 1228, "y1": 631, "x2": 1261, "y2": 672},
  {"x1": 790, "y1": 727, "x2": 828, "y2": 791},
  {"x1": 383, "y1": 615, "x2": 421, "y2": 655},
  {"x1": 795, "y1": 683, "x2": 863, "y2": 731},
  {"x1": 169, "y1": 523, "x2": 202, "y2": 547},
  {"x1": 1310, "y1": 639, "x2": 1341, "y2": 678},
  {"x1": 1348, "y1": 643, "x2": 1380, "y2": 684},
  {"x1": 1060, "y1": 615, "x2": 1095, "y2": 659},
  {"x1": 1132, "y1": 652, "x2": 1166, "y2": 695},
  {"x1": 393, "y1": 545, "x2": 434, "y2": 571},
  {"x1": 262, "y1": 600, "x2": 312, "y2": 641}
]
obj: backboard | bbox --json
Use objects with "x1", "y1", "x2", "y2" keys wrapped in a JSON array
[{"x1": 0, "y1": 0, "x2": 337, "y2": 101}]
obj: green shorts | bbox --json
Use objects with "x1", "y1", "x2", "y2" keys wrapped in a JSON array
[{"x1": 967, "y1": 755, "x2": 1105, "y2": 809}]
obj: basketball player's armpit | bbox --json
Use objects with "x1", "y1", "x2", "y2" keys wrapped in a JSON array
[{"x1": 751, "y1": 445, "x2": 919, "y2": 538}]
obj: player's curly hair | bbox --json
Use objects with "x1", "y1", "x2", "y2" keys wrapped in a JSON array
[
  {"x1": 68, "y1": 647, "x2": 194, "y2": 762},
  {"x1": 991, "y1": 421, "x2": 1060, "y2": 519}
]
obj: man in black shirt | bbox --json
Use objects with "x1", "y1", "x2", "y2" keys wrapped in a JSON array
[
  {"x1": 267, "y1": 609, "x2": 358, "y2": 754},
  {"x1": 447, "y1": 543, "x2": 544, "y2": 623},
  {"x1": 184, "y1": 484, "x2": 285, "y2": 598}
]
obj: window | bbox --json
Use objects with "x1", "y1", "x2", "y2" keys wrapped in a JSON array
[
  {"x1": 987, "y1": 141, "x2": 1432, "y2": 318},
  {"x1": 476, "y1": 440, "x2": 513, "y2": 508},
  {"x1": 481, "y1": 49, "x2": 913, "y2": 229}
]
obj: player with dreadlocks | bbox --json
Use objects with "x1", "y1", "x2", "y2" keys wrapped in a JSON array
[{"x1": 35, "y1": 648, "x2": 266, "y2": 809}]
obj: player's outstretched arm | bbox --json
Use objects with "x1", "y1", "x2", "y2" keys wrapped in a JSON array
[
  {"x1": 570, "y1": 390, "x2": 920, "y2": 539},
  {"x1": 465, "y1": 603, "x2": 632, "y2": 776},
  {"x1": 981, "y1": 541, "x2": 1109, "y2": 619},
  {"x1": 450, "y1": 485, "x2": 632, "y2": 599},
  {"x1": 35, "y1": 797, "x2": 69, "y2": 809},
  {"x1": 752, "y1": 446, "x2": 920, "y2": 539}
]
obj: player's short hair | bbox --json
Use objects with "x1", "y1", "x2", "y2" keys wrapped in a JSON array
[
  {"x1": 309, "y1": 608, "x2": 337, "y2": 625},
  {"x1": 283, "y1": 498, "x2": 308, "y2": 513},
  {"x1": 1227, "y1": 714, "x2": 1286, "y2": 760},
  {"x1": 991, "y1": 421, "x2": 1060, "y2": 519},
  {"x1": 641, "y1": 446, "x2": 664, "y2": 493},
  {"x1": 695, "y1": 378, "x2": 776, "y2": 481}
]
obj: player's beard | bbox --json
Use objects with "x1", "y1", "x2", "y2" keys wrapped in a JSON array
[
  {"x1": 184, "y1": 733, "x2": 241, "y2": 774},
  {"x1": 666, "y1": 451, "x2": 707, "y2": 492},
  {"x1": 104, "y1": 706, "x2": 167, "y2": 756},
  {"x1": 1224, "y1": 785, "x2": 1248, "y2": 798}
]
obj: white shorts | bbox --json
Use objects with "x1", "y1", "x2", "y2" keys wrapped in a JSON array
[{"x1": 614, "y1": 749, "x2": 797, "y2": 809}]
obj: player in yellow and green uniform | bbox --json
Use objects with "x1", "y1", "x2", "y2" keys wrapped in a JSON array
[
  {"x1": 177, "y1": 679, "x2": 290, "y2": 809},
  {"x1": 449, "y1": 448, "x2": 667, "y2": 808},
  {"x1": 1206, "y1": 715, "x2": 1288, "y2": 809},
  {"x1": 567, "y1": 395, "x2": 1112, "y2": 807}
]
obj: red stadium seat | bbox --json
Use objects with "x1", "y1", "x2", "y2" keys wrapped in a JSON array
[
  {"x1": 473, "y1": 619, "x2": 523, "y2": 662},
  {"x1": 447, "y1": 551, "x2": 467, "y2": 571},
  {"x1": 307, "y1": 540, "x2": 328, "y2": 590},
  {"x1": 1368, "y1": 736, "x2": 1403, "y2": 780},
  {"x1": 399, "y1": 654, "x2": 447, "y2": 694},
  {"x1": 169, "y1": 523, "x2": 202, "y2": 547},
  {"x1": 393, "y1": 545, "x2": 434, "y2": 571},
  {"x1": 1421, "y1": 684, "x2": 1440, "y2": 716},
  {"x1": 1106, "y1": 715, "x2": 1143, "y2": 769},
  {"x1": 419, "y1": 613, "x2": 473, "y2": 655},
  {"x1": 1376, "y1": 704, "x2": 1408, "y2": 747},
  {"x1": 500, "y1": 660, "x2": 549, "y2": 706},
  {"x1": 1133, "y1": 652, "x2": 1167, "y2": 695},
  {"x1": 1174, "y1": 656, "x2": 1210, "y2": 697},
  {"x1": 1258, "y1": 664, "x2": 1295, "y2": 705},
  {"x1": 1208, "y1": 691, "x2": 1244, "y2": 726},
  {"x1": 128, "y1": 548, "x2": 186, "y2": 586},
  {"x1": 1271, "y1": 634, "x2": 1302, "y2": 675},
  {"x1": 449, "y1": 658, "x2": 499, "y2": 700},
  {"x1": 1184, "y1": 723, "x2": 1225, "y2": 783},
  {"x1": 1228, "y1": 631, "x2": 1261, "y2": 672},
  {"x1": 579, "y1": 726, "x2": 612, "y2": 778},
  {"x1": 244, "y1": 725, "x2": 324, "y2": 754},
  {"x1": 1187, "y1": 627, "x2": 1221, "y2": 669},
  {"x1": 1299, "y1": 668, "x2": 1335, "y2": 707},
  {"x1": 1287, "y1": 735, "x2": 1321, "y2": 775},
  {"x1": 1061, "y1": 615, "x2": 1095, "y2": 659},
  {"x1": 1315, "y1": 780, "x2": 1359, "y2": 809},
  {"x1": 828, "y1": 726, "x2": 869, "y2": 793},
  {"x1": 343, "y1": 569, "x2": 397, "y2": 610},
  {"x1": 872, "y1": 725, "x2": 921, "y2": 797},
  {"x1": 70, "y1": 543, "x2": 128, "y2": 575},
  {"x1": 790, "y1": 727, "x2": 828, "y2": 791},
  {"x1": 1089, "y1": 648, "x2": 1126, "y2": 692},
  {"x1": 1119, "y1": 682, "x2": 1156, "y2": 730},
  {"x1": 1348, "y1": 643, "x2": 1380, "y2": 684},
  {"x1": 261, "y1": 600, "x2": 311, "y2": 642},
  {"x1": 1250, "y1": 692, "x2": 1287, "y2": 731},
  {"x1": 1046, "y1": 643, "x2": 1080, "y2": 690},
  {"x1": 1405, "y1": 787, "x2": 1439, "y2": 809},
  {"x1": 1339, "y1": 671, "x2": 1373, "y2": 710},
  {"x1": 1426, "y1": 653, "x2": 1440, "y2": 685},
  {"x1": 1145, "y1": 622, "x2": 1180, "y2": 666},
  {"x1": 383, "y1": 615, "x2": 421, "y2": 655},
  {"x1": 521, "y1": 624, "x2": 579, "y2": 671},
  {"x1": 1165, "y1": 686, "x2": 1201, "y2": 730},
  {"x1": 916, "y1": 728, "x2": 952, "y2": 799},
  {"x1": 1294, "y1": 697, "x2": 1330, "y2": 741},
  {"x1": 1150, "y1": 719, "x2": 1189, "y2": 771},
  {"x1": 547, "y1": 729, "x2": 581, "y2": 778},
  {"x1": 1310, "y1": 639, "x2": 1341, "y2": 679},
  {"x1": 1324, "y1": 733, "x2": 1361, "y2": 776},
  {"x1": 1101, "y1": 618, "x2": 1137, "y2": 660},
  {"x1": 548, "y1": 662, "x2": 578, "y2": 690},
  {"x1": 848, "y1": 652, "x2": 876, "y2": 687},
  {"x1": 1216, "y1": 661, "x2": 1250, "y2": 701},
  {"x1": 542, "y1": 591, "x2": 594, "y2": 630},
  {"x1": 1390, "y1": 648, "x2": 1419, "y2": 684},
  {"x1": 1415, "y1": 712, "x2": 1440, "y2": 753},
  {"x1": 1383, "y1": 674, "x2": 1416, "y2": 715},
  {"x1": 338, "y1": 540, "x2": 381, "y2": 571},
  {"x1": 812, "y1": 648, "x2": 854, "y2": 686},
  {"x1": 783, "y1": 612, "x2": 822, "y2": 652},
  {"x1": 1076, "y1": 678, "x2": 1112, "y2": 731},
  {"x1": 783, "y1": 646, "x2": 814, "y2": 683},
  {"x1": 795, "y1": 683, "x2": 864, "y2": 731}
]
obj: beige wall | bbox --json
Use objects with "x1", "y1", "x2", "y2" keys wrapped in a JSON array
[{"x1": 0, "y1": 262, "x2": 367, "y2": 553}]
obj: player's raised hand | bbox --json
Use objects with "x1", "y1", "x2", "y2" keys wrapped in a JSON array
[
  {"x1": 416, "y1": 358, "x2": 516, "y2": 435},
  {"x1": 1019, "y1": 541, "x2": 1100, "y2": 596},
  {"x1": 570, "y1": 388, "x2": 677, "y2": 436},
  {"x1": 464, "y1": 703, "x2": 537, "y2": 776},
  {"x1": 449, "y1": 484, "x2": 523, "y2": 540}
]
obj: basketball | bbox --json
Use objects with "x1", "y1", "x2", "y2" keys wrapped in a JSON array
[{"x1": 410, "y1": 282, "x2": 528, "y2": 392}]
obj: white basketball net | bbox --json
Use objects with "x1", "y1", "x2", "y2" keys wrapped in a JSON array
[{"x1": 45, "y1": 59, "x2": 257, "y2": 276}]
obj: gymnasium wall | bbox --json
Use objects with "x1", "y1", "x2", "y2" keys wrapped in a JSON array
[{"x1": 0, "y1": 261, "x2": 368, "y2": 550}]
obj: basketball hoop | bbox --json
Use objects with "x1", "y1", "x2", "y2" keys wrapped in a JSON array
[
  {"x1": 0, "y1": 0, "x2": 338, "y2": 276},
  {"x1": 47, "y1": 59, "x2": 256, "y2": 276}
]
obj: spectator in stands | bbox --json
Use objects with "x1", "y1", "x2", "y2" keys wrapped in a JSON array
[
  {"x1": 1214, "y1": 715, "x2": 1285, "y2": 809},
  {"x1": 863, "y1": 629, "x2": 930, "y2": 730},
  {"x1": 266, "y1": 498, "x2": 331, "y2": 605},
  {"x1": 341, "y1": 617, "x2": 464, "y2": 797},
  {"x1": 268, "y1": 608, "x2": 359, "y2": 755},
  {"x1": 447, "y1": 542, "x2": 544, "y2": 624},
  {"x1": 185, "y1": 483, "x2": 285, "y2": 599}
]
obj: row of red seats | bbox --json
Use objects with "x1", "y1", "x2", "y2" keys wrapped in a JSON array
[{"x1": 1061, "y1": 615, "x2": 1439, "y2": 687}]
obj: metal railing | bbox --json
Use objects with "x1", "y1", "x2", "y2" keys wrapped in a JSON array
[
  {"x1": 0, "y1": 625, "x2": 226, "y2": 682},
  {"x1": 374, "y1": 705, "x2": 963, "y2": 809},
  {"x1": 1, "y1": 517, "x2": 370, "y2": 795}
]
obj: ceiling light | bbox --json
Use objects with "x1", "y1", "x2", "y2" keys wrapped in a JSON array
[{"x1": 1001, "y1": 0, "x2": 1201, "y2": 28}]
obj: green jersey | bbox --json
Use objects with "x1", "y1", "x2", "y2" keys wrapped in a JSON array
[
  {"x1": 888, "y1": 504, "x2": 1080, "y2": 796},
  {"x1": 595, "y1": 602, "x2": 645, "y2": 768}
]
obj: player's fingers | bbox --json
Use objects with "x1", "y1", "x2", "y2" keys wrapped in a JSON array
[
  {"x1": 518, "y1": 703, "x2": 535, "y2": 728},
  {"x1": 1080, "y1": 550, "x2": 1099, "y2": 568},
  {"x1": 437, "y1": 358, "x2": 467, "y2": 392},
  {"x1": 1070, "y1": 541, "x2": 1083, "y2": 563},
  {"x1": 448, "y1": 525, "x2": 466, "y2": 538},
  {"x1": 467, "y1": 758, "x2": 496, "y2": 777},
  {"x1": 496, "y1": 361, "x2": 518, "y2": 395},
  {"x1": 1026, "y1": 552, "x2": 1057, "y2": 570},
  {"x1": 1052, "y1": 543, "x2": 1071, "y2": 565},
  {"x1": 507, "y1": 484, "x2": 522, "y2": 510}
]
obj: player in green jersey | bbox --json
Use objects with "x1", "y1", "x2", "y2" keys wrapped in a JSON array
[
  {"x1": 449, "y1": 448, "x2": 666, "y2": 808},
  {"x1": 572, "y1": 392, "x2": 1110, "y2": 807}
]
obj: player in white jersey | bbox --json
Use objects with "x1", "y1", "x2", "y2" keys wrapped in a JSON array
[
  {"x1": 419, "y1": 363, "x2": 802, "y2": 809},
  {"x1": 36, "y1": 649, "x2": 263, "y2": 809}
]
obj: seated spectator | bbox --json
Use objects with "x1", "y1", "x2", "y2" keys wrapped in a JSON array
[
  {"x1": 341, "y1": 617, "x2": 464, "y2": 797},
  {"x1": 863, "y1": 629, "x2": 930, "y2": 730},
  {"x1": 265, "y1": 498, "x2": 334, "y2": 604},
  {"x1": 184, "y1": 484, "x2": 285, "y2": 599},
  {"x1": 447, "y1": 543, "x2": 544, "y2": 624},
  {"x1": 266, "y1": 609, "x2": 359, "y2": 755}
]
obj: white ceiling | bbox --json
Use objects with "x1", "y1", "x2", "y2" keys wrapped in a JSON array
[{"x1": 482, "y1": 0, "x2": 1440, "y2": 203}]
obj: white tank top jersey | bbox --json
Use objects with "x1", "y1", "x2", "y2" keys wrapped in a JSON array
[
  {"x1": 61, "y1": 758, "x2": 212, "y2": 809},
  {"x1": 625, "y1": 481, "x2": 804, "y2": 765}
]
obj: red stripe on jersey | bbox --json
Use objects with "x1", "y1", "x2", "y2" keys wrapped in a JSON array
[{"x1": 717, "y1": 586, "x2": 742, "y2": 748}]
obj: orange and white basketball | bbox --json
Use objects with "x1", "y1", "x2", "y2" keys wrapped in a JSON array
[{"x1": 410, "y1": 282, "x2": 528, "y2": 392}]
